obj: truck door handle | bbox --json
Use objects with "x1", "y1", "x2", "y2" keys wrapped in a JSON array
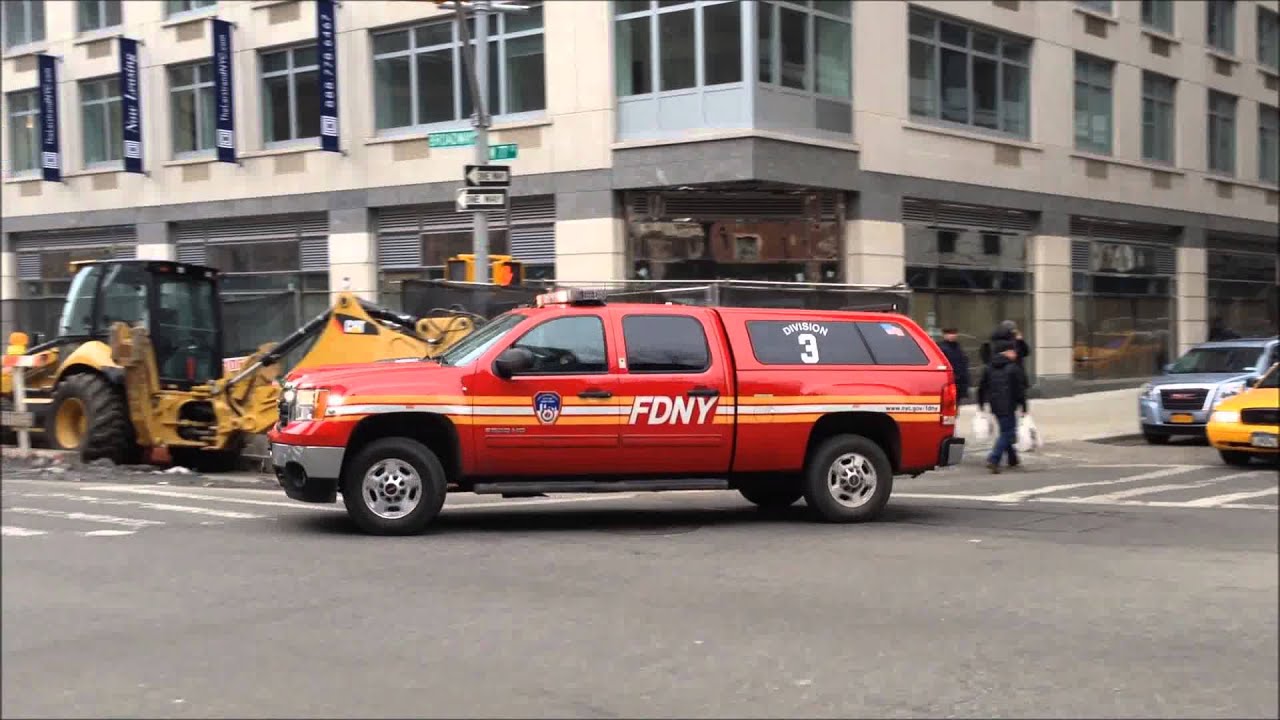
[
  {"x1": 578, "y1": 389, "x2": 612, "y2": 399},
  {"x1": 687, "y1": 387, "x2": 720, "y2": 398}
]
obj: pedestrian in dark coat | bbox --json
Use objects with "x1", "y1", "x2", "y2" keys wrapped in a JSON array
[
  {"x1": 979, "y1": 320, "x2": 1031, "y2": 368},
  {"x1": 977, "y1": 340, "x2": 1029, "y2": 473},
  {"x1": 937, "y1": 328, "x2": 970, "y2": 401}
]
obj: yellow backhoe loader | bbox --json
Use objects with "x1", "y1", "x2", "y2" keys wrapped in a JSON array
[{"x1": 1, "y1": 259, "x2": 483, "y2": 469}]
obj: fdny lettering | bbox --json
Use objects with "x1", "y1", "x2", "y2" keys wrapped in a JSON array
[
  {"x1": 628, "y1": 396, "x2": 718, "y2": 425},
  {"x1": 781, "y1": 321, "x2": 829, "y2": 337}
]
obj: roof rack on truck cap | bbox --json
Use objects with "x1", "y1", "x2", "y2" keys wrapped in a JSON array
[{"x1": 534, "y1": 287, "x2": 608, "y2": 308}]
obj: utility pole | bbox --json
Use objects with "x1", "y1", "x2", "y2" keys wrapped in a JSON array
[{"x1": 446, "y1": 0, "x2": 526, "y2": 284}]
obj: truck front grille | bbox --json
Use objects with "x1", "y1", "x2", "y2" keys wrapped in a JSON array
[
  {"x1": 1160, "y1": 389, "x2": 1208, "y2": 411},
  {"x1": 1241, "y1": 408, "x2": 1280, "y2": 426}
]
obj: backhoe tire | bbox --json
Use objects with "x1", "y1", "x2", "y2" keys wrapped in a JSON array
[{"x1": 47, "y1": 373, "x2": 136, "y2": 465}]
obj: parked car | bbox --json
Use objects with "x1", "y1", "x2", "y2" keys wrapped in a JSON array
[
  {"x1": 1138, "y1": 336, "x2": 1280, "y2": 444},
  {"x1": 1206, "y1": 362, "x2": 1280, "y2": 465}
]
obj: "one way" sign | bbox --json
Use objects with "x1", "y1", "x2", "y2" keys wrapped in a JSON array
[{"x1": 464, "y1": 164, "x2": 511, "y2": 187}]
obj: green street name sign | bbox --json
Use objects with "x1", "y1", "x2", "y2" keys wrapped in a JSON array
[
  {"x1": 426, "y1": 131, "x2": 518, "y2": 161},
  {"x1": 428, "y1": 130, "x2": 477, "y2": 148}
]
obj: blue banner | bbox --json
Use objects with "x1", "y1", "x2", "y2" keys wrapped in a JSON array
[
  {"x1": 118, "y1": 37, "x2": 144, "y2": 174},
  {"x1": 316, "y1": 0, "x2": 339, "y2": 152},
  {"x1": 37, "y1": 54, "x2": 60, "y2": 182},
  {"x1": 212, "y1": 18, "x2": 236, "y2": 164}
]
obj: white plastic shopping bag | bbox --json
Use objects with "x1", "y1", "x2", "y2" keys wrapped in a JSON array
[
  {"x1": 1015, "y1": 414, "x2": 1044, "y2": 453},
  {"x1": 970, "y1": 411, "x2": 993, "y2": 443}
]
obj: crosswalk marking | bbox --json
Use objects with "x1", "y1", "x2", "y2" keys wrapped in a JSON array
[
  {"x1": 6, "y1": 507, "x2": 165, "y2": 528},
  {"x1": 2, "y1": 526, "x2": 48, "y2": 537},
  {"x1": 1182, "y1": 486, "x2": 1280, "y2": 508},
  {"x1": 984, "y1": 466, "x2": 1200, "y2": 503},
  {"x1": 82, "y1": 530, "x2": 136, "y2": 537},
  {"x1": 17, "y1": 492, "x2": 264, "y2": 520},
  {"x1": 1067, "y1": 481, "x2": 1223, "y2": 503}
]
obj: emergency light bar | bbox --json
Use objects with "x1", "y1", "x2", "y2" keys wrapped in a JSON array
[{"x1": 534, "y1": 287, "x2": 608, "y2": 307}]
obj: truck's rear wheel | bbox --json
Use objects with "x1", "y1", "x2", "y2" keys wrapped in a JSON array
[
  {"x1": 341, "y1": 437, "x2": 447, "y2": 535},
  {"x1": 802, "y1": 434, "x2": 893, "y2": 523},
  {"x1": 47, "y1": 373, "x2": 136, "y2": 464},
  {"x1": 738, "y1": 483, "x2": 803, "y2": 509}
]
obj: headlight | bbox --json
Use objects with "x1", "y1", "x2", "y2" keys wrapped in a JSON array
[
  {"x1": 1215, "y1": 381, "x2": 1246, "y2": 405},
  {"x1": 1140, "y1": 383, "x2": 1159, "y2": 400},
  {"x1": 1211, "y1": 410, "x2": 1240, "y2": 423},
  {"x1": 291, "y1": 388, "x2": 334, "y2": 421}
]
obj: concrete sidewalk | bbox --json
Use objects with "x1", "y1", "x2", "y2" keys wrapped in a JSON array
[{"x1": 957, "y1": 387, "x2": 1141, "y2": 446}]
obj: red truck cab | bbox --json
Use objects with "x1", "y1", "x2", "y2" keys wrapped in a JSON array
[{"x1": 268, "y1": 288, "x2": 964, "y2": 535}]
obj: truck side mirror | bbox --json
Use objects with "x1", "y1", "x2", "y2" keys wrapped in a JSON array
[{"x1": 494, "y1": 347, "x2": 534, "y2": 379}]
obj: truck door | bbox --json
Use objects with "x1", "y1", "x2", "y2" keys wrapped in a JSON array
[
  {"x1": 610, "y1": 310, "x2": 734, "y2": 475},
  {"x1": 468, "y1": 310, "x2": 621, "y2": 477}
]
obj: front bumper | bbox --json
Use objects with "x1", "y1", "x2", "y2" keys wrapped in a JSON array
[
  {"x1": 1139, "y1": 396, "x2": 1211, "y2": 435},
  {"x1": 270, "y1": 442, "x2": 346, "y2": 503},
  {"x1": 938, "y1": 436, "x2": 966, "y2": 467},
  {"x1": 1207, "y1": 423, "x2": 1280, "y2": 454}
]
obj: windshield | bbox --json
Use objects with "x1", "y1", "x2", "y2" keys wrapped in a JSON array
[
  {"x1": 437, "y1": 312, "x2": 526, "y2": 366},
  {"x1": 154, "y1": 275, "x2": 220, "y2": 381},
  {"x1": 1167, "y1": 346, "x2": 1261, "y2": 375},
  {"x1": 1258, "y1": 364, "x2": 1280, "y2": 389},
  {"x1": 58, "y1": 265, "x2": 103, "y2": 336}
]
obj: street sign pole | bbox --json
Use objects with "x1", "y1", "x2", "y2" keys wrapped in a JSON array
[{"x1": 456, "y1": 3, "x2": 490, "y2": 283}]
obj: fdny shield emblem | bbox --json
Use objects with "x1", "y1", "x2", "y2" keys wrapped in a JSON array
[{"x1": 533, "y1": 391, "x2": 562, "y2": 425}]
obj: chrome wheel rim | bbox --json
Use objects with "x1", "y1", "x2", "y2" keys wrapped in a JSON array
[
  {"x1": 362, "y1": 459, "x2": 422, "y2": 520},
  {"x1": 827, "y1": 452, "x2": 877, "y2": 508}
]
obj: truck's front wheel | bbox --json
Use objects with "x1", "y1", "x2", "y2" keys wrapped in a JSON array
[
  {"x1": 341, "y1": 437, "x2": 448, "y2": 535},
  {"x1": 802, "y1": 434, "x2": 893, "y2": 523}
]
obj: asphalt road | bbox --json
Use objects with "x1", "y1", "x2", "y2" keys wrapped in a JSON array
[{"x1": 2, "y1": 441, "x2": 1277, "y2": 719}]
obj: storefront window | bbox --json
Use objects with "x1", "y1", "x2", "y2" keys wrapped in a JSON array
[
  {"x1": 905, "y1": 225, "x2": 1031, "y2": 387},
  {"x1": 628, "y1": 197, "x2": 842, "y2": 285},
  {"x1": 1071, "y1": 238, "x2": 1174, "y2": 382},
  {"x1": 1207, "y1": 250, "x2": 1279, "y2": 339}
]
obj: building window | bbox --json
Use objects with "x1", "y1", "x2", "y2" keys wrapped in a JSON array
[
  {"x1": 1207, "y1": 90, "x2": 1237, "y2": 176},
  {"x1": 1259, "y1": 7, "x2": 1280, "y2": 71},
  {"x1": 373, "y1": 3, "x2": 545, "y2": 132},
  {"x1": 1260, "y1": 104, "x2": 1279, "y2": 184},
  {"x1": 1077, "y1": 0, "x2": 1111, "y2": 14},
  {"x1": 80, "y1": 77, "x2": 122, "y2": 166},
  {"x1": 908, "y1": 10, "x2": 1031, "y2": 138},
  {"x1": 1141, "y1": 71, "x2": 1176, "y2": 165},
  {"x1": 1206, "y1": 0, "x2": 1235, "y2": 54},
  {"x1": 1140, "y1": 0, "x2": 1173, "y2": 34},
  {"x1": 260, "y1": 45, "x2": 320, "y2": 145},
  {"x1": 165, "y1": 0, "x2": 215, "y2": 17},
  {"x1": 77, "y1": 0, "x2": 121, "y2": 33},
  {"x1": 1073, "y1": 53, "x2": 1113, "y2": 155},
  {"x1": 170, "y1": 62, "x2": 216, "y2": 156},
  {"x1": 3, "y1": 0, "x2": 45, "y2": 48},
  {"x1": 615, "y1": 1, "x2": 754, "y2": 96},
  {"x1": 757, "y1": 0, "x2": 851, "y2": 98},
  {"x1": 6, "y1": 90, "x2": 40, "y2": 174}
]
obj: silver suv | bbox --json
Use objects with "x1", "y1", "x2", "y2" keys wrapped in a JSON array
[{"x1": 1138, "y1": 336, "x2": 1280, "y2": 444}]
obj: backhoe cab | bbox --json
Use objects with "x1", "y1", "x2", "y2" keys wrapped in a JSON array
[{"x1": 2, "y1": 259, "x2": 483, "y2": 469}]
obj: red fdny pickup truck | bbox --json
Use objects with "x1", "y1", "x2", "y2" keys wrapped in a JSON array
[{"x1": 268, "y1": 288, "x2": 964, "y2": 535}]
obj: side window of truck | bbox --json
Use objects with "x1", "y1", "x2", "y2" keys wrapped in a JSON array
[
  {"x1": 745, "y1": 319, "x2": 930, "y2": 366},
  {"x1": 510, "y1": 315, "x2": 608, "y2": 375},
  {"x1": 622, "y1": 315, "x2": 711, "y2": 373}
]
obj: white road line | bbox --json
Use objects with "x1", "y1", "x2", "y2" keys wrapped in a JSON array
[
  {"x1": 81, "y1": 530, "x2": 136, "y2": 537},
  {"x1": 1029, "y1": 497, "x2": 1277, "y2": 510},
  {"x1": 1, "y1": 526, "x2": 48, "y2": 537},
  {"x1": 1068, "y1": 481, "x2": 1221, "y2": 503},
  {"x1": 5, "y1": 507, "x2": 164, "y2": 528},
  {"x1": 17, "y1": 492, "x2": 264, "y2": 520},
  {"x1": 984, "y1": 466, "x2": 1201, "y2": 503},
  {"x1": 894, "y1": 493, "x2": 1003, "y2": 501},
  {"x1": 1182, "y1": 486, "x2": 1280, "y2": 508},
  {"x1": 72, "y1": 485, "x2": 642, "y2": 512}
]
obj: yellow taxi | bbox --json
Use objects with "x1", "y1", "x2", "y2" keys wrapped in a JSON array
[{"x1": 1207, "y1": 362, "x2": 1280, "y2": 466}]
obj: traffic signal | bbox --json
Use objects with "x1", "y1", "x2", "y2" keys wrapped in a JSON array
[
  {"x1": 492, "y1": 258, "x2": 524, "y2": 286},
  {"x1": 445, "y1": 253, "x2": 523, "y2": 285}
]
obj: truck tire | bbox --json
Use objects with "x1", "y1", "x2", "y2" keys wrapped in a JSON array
[
  {"x1": 802, "y1": 434, "x2": 893, "y2": 523},
  {"x1": 47, "y1": 373, "x2": 136, "y2": 465},
  {"x1": 341, "y1": 437, "x2": 448, "y2": 536},
  {"x1": 1219, "y1": 450, "x2": 1253, "y2": 467},
  {"x1": 738, "y1": 483, "x2": 804, "y2": 509}
]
